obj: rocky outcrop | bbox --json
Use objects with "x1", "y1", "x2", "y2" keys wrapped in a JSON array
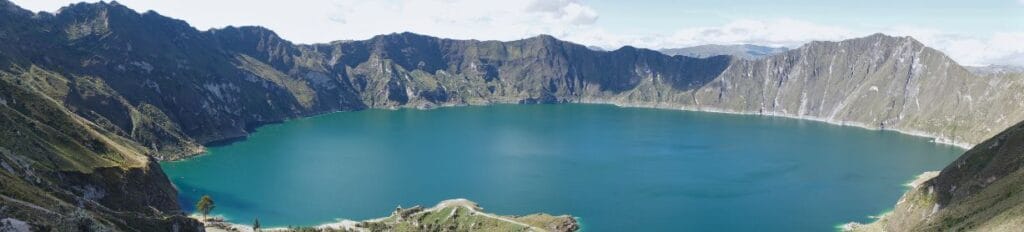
[
  {"x1": 204, "y1": 199, "x2": 579, "y2": 232},
  {"x1": 354, "y1": 199, "x2": 579, "y2": 232}
]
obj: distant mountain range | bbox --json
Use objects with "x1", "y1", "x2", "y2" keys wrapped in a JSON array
[
  {"x1": 659, "y1": 44, "x2": 789, "y2": 59},
  {"x1": 2, "y1": 1, "x2": 1024, "y2": 231},
  {"x1": 965, "y1": 65, "x2": 1024, "y2": 76}
]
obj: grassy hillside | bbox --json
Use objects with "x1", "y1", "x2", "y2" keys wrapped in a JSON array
[
  {"x1": 849, "y1": 120, "x2": 1024, "y2": 231},
  {"x1": 203, "y1": 199, "x2": 578, "y2": 232},
  {"x1": 0, "y1": 68, "x2": 200, "y2": 230}
]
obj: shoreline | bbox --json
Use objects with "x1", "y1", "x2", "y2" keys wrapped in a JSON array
[
  {"x1": 837, "y1": 171, "x2": 942, "y2": 231},
  {"x1": 194, "y1": 212, "x2": 385, "y2": 232},
  {"x1": 577, "y1": 99, "x2": 974, "y2": 149},
  {"x1": 196, "y1": 199, "x2": 577, "y2": 232},
  {"x1": 180, "y1": 100, "x2": 973, "y2": 162},
  {"x1": 200, "y1": 218, "x2": 367, "y2": 232}
]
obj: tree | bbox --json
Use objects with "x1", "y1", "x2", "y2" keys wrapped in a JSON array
[
  {"x1": 195, "y1": 195, "x2": 216, "y2": 221},
  {"x1": 253, "y1": 217, "x2": 261, "y2": 232}
]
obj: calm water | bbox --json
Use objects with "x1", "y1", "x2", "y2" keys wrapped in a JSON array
[{"x1": 161, "y1": 104, "x2": 963, "y2": 231}]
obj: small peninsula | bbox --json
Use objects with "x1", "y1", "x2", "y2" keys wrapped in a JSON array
[{"x1": 200, "y1": 199, "x2": 579, "y2": 232}]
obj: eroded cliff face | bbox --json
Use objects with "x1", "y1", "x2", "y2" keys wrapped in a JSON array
[
  {"x1": 217, "y1": 29, "x2": 1024, "y2": 148},
  {"x1": 849, "y1": 121, "x2": 1024, "y2": 231},
  {"x1": 679, "y1": 36, "x2": 1024, "y2": 147}
]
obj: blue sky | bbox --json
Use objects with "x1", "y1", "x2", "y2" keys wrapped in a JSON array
[{"x1": 13, "y1": 0, "x2": 1024, "y2": 66}]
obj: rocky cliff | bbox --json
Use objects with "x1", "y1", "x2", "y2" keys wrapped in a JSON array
[
  {"x1": 676, "y1": 36, "x2": 1024, "y2": 148},
  {"x1": 2, "y1": 0, "x2": 1024, "y2": 231}
]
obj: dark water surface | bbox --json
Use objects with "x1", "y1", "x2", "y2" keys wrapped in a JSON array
[{"x1": 161, "y1": 104, "x2": 963, "y2": 231}]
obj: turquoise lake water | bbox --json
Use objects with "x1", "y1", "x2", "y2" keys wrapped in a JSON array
[{"x1": 161, "y1": 104, "x2": 964, "y2": 231}]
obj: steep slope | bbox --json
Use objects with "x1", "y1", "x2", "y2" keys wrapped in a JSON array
[
  {"x1": 1, "y1": 1, "x2": 368, "y2": 160},
  {"x1": 849, "y1": 120, "x2": 1024, "y2": 231},
  {"x1": 659, "y1": 44, "x2": 789, "y2": 59},
  {"x1": 0, "y1": 2, "x2": 195, "y2": 230},
  {"x1": 681, "y1": 35, "x2": 1024, "y2": 147},
  {"x1": 0, "y1": 68, "x2": 200, "y2": 230}
]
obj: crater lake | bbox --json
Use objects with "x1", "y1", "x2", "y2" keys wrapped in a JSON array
[{"x1": 161, "y1": 104, "x2": 963, "y2": 231}]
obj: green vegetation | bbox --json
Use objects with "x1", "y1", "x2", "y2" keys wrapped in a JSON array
[
  {"x1": 201, "y1": 200, "x2": 577, "y2": 232},
  {"x1": 283, "y1": 226, "x2": 354, "y2": 232},
  {"x1": 851, "y1": 121, "x2": 1024, "y2": 231},
  {"x1": 196, "y1": 195, "x2": 216, "y2": 221}
]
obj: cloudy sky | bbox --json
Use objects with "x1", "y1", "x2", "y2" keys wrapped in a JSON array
[{"x1": 13, "y1": 0, "x2": 1024, "y2": 66}]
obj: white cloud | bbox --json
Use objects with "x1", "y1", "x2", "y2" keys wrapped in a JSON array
[
  {"x1": 9, "y1": 0, "x2": 1024, "y2": 66},
  {"x1": 324, "y1": 0, "x2": 598, "y2": 42},
  {"x1": 877, "y1": 27, "x2": 1024, "y2": 66},
  {"x1": 526, "y1": 0, "x2": 598, "y2": 25},
  {"x1": 316, "y1": 0, "x2": 1024, "y2": 67},
  {"x1": 615, "y1": 18, "x2": 856, "y2": 48},
  {"x1": 564, "y1": 19, "x2": 1024, "y2": 67}
]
